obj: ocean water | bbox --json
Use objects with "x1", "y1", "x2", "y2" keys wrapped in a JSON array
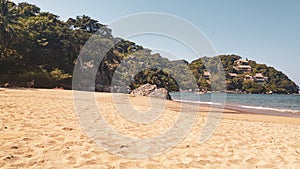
[{"x1": 170, "y1": 92, "x2": 300, "y2": 116}]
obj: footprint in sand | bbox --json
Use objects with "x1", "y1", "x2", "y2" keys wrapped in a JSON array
[
  {"x1": 3, "y1": 155, "x2": 16, "y2": 161},
  {"x1": 62, "y1": 127, "x2": 74, "y2": 131},
  {"x1": 22, "y1": 138, "x2": 31, "y2": 141}
]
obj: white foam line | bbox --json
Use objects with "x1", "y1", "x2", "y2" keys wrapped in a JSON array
[
  {"x1": 174, "y1": 99, "x2": 300, "y2": 114},
  {"x1": 240, "y1": 105, "x2": 299, "y2": 114},
  {"x1": 173, "y1": 99, "x2": 222, "y2": 106}
]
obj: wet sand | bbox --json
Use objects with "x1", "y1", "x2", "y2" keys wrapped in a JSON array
[{"x1": 0, "y1": 89, "x2": 299, "y2": 168}]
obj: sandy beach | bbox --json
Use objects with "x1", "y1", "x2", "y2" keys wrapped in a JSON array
[{"x1": 1, "y1": 89, "x2": 300, "y2": 168}]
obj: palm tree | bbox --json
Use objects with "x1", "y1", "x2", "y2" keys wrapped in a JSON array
[{"x1": 0, "y1": 0, "x2": 18, "y2": 48}]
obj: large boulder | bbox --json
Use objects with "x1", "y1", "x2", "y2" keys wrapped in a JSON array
[{"x1": 130, "y1": 84, "x2": 171, "y2": 100}]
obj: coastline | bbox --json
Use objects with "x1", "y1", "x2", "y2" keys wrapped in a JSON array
[
  {"x1": 173, "y1": 99, "x2": 300, "y2": 119},
  {"x1": 1, "y1": 89, "x2": 300, "y2": 168},
  {"x1": 224, "y1": 103, "x2": 300, "y2": 118},
  {"x1": 171, "y1": 100, "x2": 300, "y2": 127},
  {"x1": 171, "y1": 92, "x2": 300, "y2": 118}
]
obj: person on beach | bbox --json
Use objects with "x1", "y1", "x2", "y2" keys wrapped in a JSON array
[
  {"x1": 4, "y1": 82, "x2": 10, "y2": 88},
  {"x1": 27, "y1": 80, "x2": 35, "y2": 88}
]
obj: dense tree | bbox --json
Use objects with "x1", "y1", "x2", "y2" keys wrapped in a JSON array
[
  {"x1": 219, "y1": 55, "x2": 241, "y2": 68},
  {"x1": 227, "y1": 77, "x2": 243, "y2": 91},
  {"x1": 67, "y1": 15, "x2": 112, "y2": 37},
  {"x1": 129, "y1": 68, "x2": 179, "y2": 91},
  {"x1": 242, "y1": 81, "x2": 266, "y2": 94},
  {"x1": 0, "y1": 0, "x2": 19, "y2": 47},
  {"x1": 17, "y1": 2, "x2": 40, "y2": 17}
]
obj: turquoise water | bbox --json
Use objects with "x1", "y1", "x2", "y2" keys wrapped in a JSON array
[{"x1": 170, "y1": 92, "x2": 300, "y2": 113}]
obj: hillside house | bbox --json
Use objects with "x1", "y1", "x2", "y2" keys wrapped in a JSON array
[
  {"x1": 235, "y1": 59, "x2": 252, "y2": 72},
  {"x1": 254, "y1": 73, "x2": 268, "y2": 84},
  {"x1": 203, "y1": 71, "x2": 211, "y2": 80},
  {"x1": 227, "y1": 73, "x2": 238, "y2": 79}
]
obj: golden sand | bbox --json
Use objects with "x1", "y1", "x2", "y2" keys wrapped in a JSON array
[{"x1": 0, "y1": 89, "x2": 299, "y2": 168}]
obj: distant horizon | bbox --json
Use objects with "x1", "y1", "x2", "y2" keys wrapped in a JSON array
[{"x1": 11, "y1": 0, "x2": 300, "y2": 86}]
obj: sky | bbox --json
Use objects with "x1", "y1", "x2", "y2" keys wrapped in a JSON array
[{"x1": 12, "y1": 0, "x2": 300, "y2": 86}]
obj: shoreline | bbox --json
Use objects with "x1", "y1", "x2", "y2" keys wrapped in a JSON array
[
  {"x1": 1, "y1": 87, "x2": 300, "y2": 122},
  {"x1": 170, "y1": 100, "x2": 300, "y2": 126},
  {"x1": 224, "y1": 103, "x2": 300, "y2": 118},
  {"x1": 172, "y1": 99, "x2": 300, "y2": 118},
  {"x1": 1, "y1": 87, "x2": 300, "y2": 118},
  {"x1": 171, "y1": 92, "x2": 300, "y2": 118}
]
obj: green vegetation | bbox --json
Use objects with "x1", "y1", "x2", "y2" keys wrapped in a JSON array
[
  {"x1": 0, "y1": 0, "x2": 140, "y2": 88},
  {"x1": 0, "y1": 0, "x2": 298, "y2": 94},
  {"x1": 218, "y1": 55, "x2": 299, "y2": 94}
]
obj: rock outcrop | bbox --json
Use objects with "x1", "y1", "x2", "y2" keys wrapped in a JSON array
[{"x1": 130, "y1": 84, "x2": 171, "y2": 100}]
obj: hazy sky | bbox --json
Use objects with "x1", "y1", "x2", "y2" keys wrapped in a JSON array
[{"x1": 12, "y1": 0, "x2": 300, "y2": 85}]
